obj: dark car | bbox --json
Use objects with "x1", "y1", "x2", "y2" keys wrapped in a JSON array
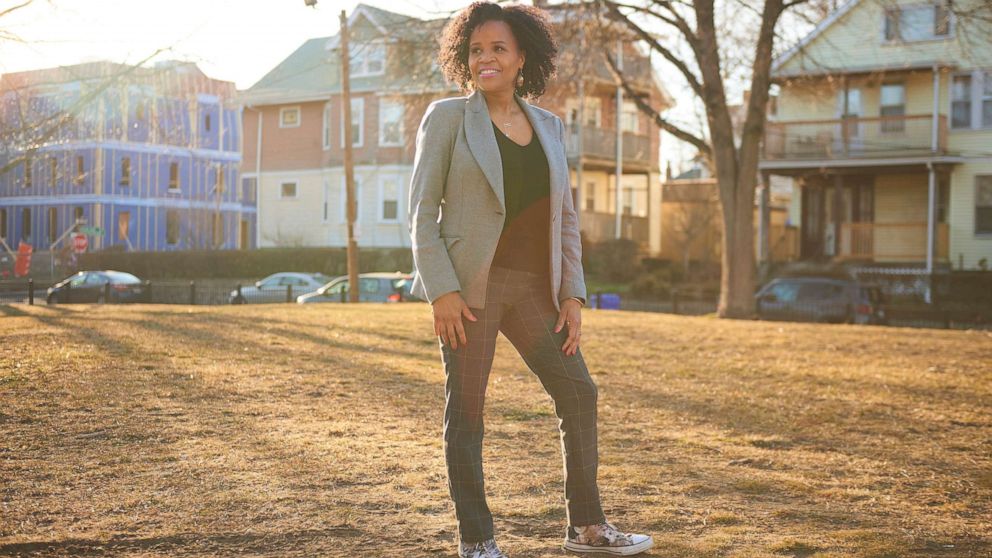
[
  {"x1": 47, "y1": 270, "x2": 147, "y2": 304},
  {"x1": 297, "y1": 272, "x2": 415, "y2": 304},
  {"x1": 755, "y1": 277, "x2": 887, "y2": 325}
]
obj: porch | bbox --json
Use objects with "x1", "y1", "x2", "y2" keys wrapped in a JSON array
[
  {"x1": 580, "y1": 210, "x2": 649, "y2": 250},
  {"x1": 791, "y1": 169, "x2": 952, "y2": 264}
]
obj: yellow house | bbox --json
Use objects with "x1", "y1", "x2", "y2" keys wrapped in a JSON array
[{"x1": 762, "y1": 0, "x2": 992, "y2": 273}]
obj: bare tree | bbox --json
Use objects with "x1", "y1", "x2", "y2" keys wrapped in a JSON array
[{"x1": 576, "y1": 0, "x2": 839, "y2": 318}]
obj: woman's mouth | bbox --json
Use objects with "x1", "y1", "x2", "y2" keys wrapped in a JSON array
[{"x1": 478, "y1": 68, "x2": 500, "y2": 78}]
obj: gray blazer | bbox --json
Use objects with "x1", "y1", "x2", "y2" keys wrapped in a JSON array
[{"x1": 408, "y1": 90, "x2": 586, "y2": 311}]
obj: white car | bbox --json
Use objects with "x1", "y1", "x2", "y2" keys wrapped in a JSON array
[
  {"x1": 230, "y1": 272, "x2": 333, "y2": 304},
  {"x1": 297, "y1": 272, "x2": 414, "y2": 304}
]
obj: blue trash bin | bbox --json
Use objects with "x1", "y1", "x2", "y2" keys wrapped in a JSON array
[{"x1": 589, "y1": 292, "x2": 621, "y2": 310}]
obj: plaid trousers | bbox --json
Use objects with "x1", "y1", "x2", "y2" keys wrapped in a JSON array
[{"x1": 440, "y1": 265, "x2": 606, "y2": 543}]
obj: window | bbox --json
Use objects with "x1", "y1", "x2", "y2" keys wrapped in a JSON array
[
  {"x1": 984, "y1": 71, "x2": 992, "y2": 127},
  {"x1": 21, "y1": 208, "x2": 31, "y2": 240},
  {"x1": 880, "y1": 83, "x2": 906, "y2": 132},
  {"x1": 49, "y1": 157, "x2": 57, "y2": 188},
  {"x1": 135, "y1": 100, "x2": 146, "y2": 121},
  {"x1": 952, "y1": 74, "x2": 972, "y2": 129},
  {"x1": 166, "y1": 210, "x2": 179, "y2": 245},
  {"x1": 241, "y1": 177, "x2": 257, "y2": 203},
  {"x1": 169, "y1": 162, "x2": 180, "y2": 190},
  {"x1": 280, "y1": 181, "x2": 297, "y2": 199},
  {"x1": 621, "y1": 101, "x2": 639, "y2": 134},
  {"x1": 120, "y1": 157, "x2": 131, "y2": 187},
  {"x1": 323, "y1": 180, "x2": 331, "y2": 223},
  {"x1": 279, "y1": 106, "x2": 300, "y2": 128},
  {"x1": 798, "y1": 282, "x2": 844, "y2": 301},
  {"x1": 767, "y1": 281, "x2": 800, "y2": 302},
  {"x1": 380, "y1": 176, "x2": 401, "y2": 221},
  {"x1": 341, "y1": 176, "x2": 362, "y2": 222},
  {"x1": 622, "y1": 186, "x2": 634, "y2": 215},
  {"x1": 379, "y1": 99, "x2": 404, "y2": 146},
  {"x1": 0, "y1": 209, "x2": 6, "y2": 240},
  {"x1": 951, "y1": 71, "x2": 992, "y2": 130},
  {"x1": 48, "y1": 208, "x2": 58, "y2": 243},
  {"x1": 585, "y1": 182, "x2": 595, "y2": 211},
  {"x1": 322, "y1": 103, "x2": 332, "y2": 149},
  {"x1": 73, "y1": 206, "x2": 84, "y2": 224},
  {"x1": 204, "y1": 114, "x2": 212, "y2": 132},
  {"x1": 584, "y1": 98, "x2": 602, "y2": 127},
  {"x1": 349, "y1": 43, "x2": 385, "y2": 77},
  {"x1": 118, "y1": 211, "x2": 130, "y2": 241},
  {"x1": 341, "y1": 98, "x2": 364, "y2": 147},
  {"x1": 976, "y1": 176, "x2": 992, "y2": 235},
  {"x1": 884, "y1": 3, "x2": 951, "y2": 42},
  {"x1": 75, "y1": 156, "x2": 85, "y2": 185},
  {"x1": 23, "y1": 159, "x2": 32, "y2": 188}
]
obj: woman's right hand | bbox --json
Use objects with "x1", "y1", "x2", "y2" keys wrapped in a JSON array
[{"x1": 432, "y1": 291, "x2": 477, "y2": 350}]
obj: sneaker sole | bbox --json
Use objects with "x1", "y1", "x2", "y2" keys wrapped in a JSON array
[{"x1": 563, "y1": 537, "x2": 654, "y2": 556}]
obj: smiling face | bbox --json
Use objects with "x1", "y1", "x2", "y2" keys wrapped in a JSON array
[{"x1": 468, "y1": 19, "x2": 525, "y2": 95}]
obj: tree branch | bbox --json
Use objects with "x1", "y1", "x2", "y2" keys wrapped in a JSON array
[{"x1": 602, "y1": 52, "x2": 712, "y2": 157}]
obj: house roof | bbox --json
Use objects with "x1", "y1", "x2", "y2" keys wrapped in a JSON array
[
  {"x1": 772, "y1": 0, "x2": 863, "y2": 74},
  {"x1": 241, "y1": 3, "x2": 450, "y2": 106}
]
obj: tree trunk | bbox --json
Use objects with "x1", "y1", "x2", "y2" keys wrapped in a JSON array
[{"x1": 718, "y1": 171, "x2": 757, "y2": 318}]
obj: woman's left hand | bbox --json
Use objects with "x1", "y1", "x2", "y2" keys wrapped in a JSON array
[{"x1": 554, "y1": 299, "x2": 583, "y2": 355}]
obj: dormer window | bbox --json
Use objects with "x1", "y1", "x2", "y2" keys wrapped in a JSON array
[
  {"x1": 349, "y1": 43, "x2": 385, "y2": 77},
  {"x1": 884, "y1": 2, "x2": 952, "y2": 42}
]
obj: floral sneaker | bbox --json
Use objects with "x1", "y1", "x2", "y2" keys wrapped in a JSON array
[
  {"x1": 459, "y1": 537, "x2": 509, "y2": 558},
  {"x1": 563, "y1": 522, "x2": 654, "y2": 555}
]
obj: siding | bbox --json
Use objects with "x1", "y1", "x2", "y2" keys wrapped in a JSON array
[{"x1": 777, "y1": 0, "x2": 992, "y2": 77}]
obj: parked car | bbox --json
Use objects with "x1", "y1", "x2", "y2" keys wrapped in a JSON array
[
  {"x1": 230, "y1": 272, "x2": 333, "y2": 304},
  {"x1": 47, "y1": 270, "x2": 147, "y2": 304},
  {"x1": 297, "y1": 272, "x2": 414, "y2": 304},
  {"x1": 755, "y1": 277, "x2": 887, "y2": 325}
]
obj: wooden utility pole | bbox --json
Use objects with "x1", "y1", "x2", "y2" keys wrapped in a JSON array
[{"x1": 339, "y1": 9, "x2": 359, "y2": 302}]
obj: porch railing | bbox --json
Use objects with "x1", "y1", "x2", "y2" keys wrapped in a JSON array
[
  {"x1": 763, "y1": 115, "x2": 947, "y2": 161},
  {"x1": 580, "y1": 210, "x2": 649, "y2": 247},
  {"x1": 837, "y1": 222, "x2": 949, "y2": 261},
  {"x1": 565, "y1": 126, "x2": 651, "y2": 164}
]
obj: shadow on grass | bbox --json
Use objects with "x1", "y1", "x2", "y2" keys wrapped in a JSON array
[{"x1": 0, "y1": 526, "x2": 364, "y2": 556}]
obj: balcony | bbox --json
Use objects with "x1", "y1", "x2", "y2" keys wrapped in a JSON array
[
  {"x1": 763, "y1": 115, "x2": 947, "y2": 162},
  {"x1": 836, "y1": 222, "x2": 949, "y2": 262},
  {"x1": 565, "y1": 125, "x2": 652, "y2": 168}
]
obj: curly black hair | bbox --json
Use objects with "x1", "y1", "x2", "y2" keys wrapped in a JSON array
[{"x1": 437, "y1": 2, "x2": 558, "y2": 98}]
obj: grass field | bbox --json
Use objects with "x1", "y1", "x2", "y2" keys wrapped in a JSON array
[{"x1": 1, "y1": 303, "x2": 990, "y2": 557}]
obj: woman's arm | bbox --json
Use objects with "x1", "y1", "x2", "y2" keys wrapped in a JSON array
[
  {"x1": 408, "y1": 101, "x2": 461, "y2": 303},
  {"x1": 556, "y1": 116, "x2": 587, "y2": 306}
]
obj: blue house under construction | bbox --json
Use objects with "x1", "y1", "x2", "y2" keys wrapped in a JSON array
[{"x1": 0, "y1": 61, "x2": 256, "y2": 259}]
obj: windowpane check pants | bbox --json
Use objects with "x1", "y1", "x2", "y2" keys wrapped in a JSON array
[{"x1": 440, "y1": 265, "x2": 606, "y2": 543}]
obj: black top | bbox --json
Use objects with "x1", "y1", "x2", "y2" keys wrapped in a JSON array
[{"x1": 490, "y1": 122, "x2": 551, "y2": 274}]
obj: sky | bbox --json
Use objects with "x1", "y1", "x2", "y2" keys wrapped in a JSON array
[
  {"x1": 0, "y1": 0, "x2": 702, "y2": 170},
  {"x1": 0, "y1": 0, "x2": 464, "y2": 89}
]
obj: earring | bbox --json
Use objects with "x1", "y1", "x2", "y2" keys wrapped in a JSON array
[{"x1": 516, "y1": 69, "x2": 524, "y2": 88}]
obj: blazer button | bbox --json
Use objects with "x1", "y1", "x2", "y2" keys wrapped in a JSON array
[{"x1": 496, "y1": 210, "x2": 505, "y2": 215}]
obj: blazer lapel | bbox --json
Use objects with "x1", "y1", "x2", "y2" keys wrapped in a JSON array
[
  {"x1": 464, "y1": 91, "x2": 505, "y2": 212},
  {"x1": 519, "y1": 96, "x2": 566, "y2": 212}
]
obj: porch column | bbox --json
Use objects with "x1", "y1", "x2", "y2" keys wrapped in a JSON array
[
  {"x1": 758, "y1": 171, "x2": 771, "y2": 265},
  {"x1": 648, "y1": 171, "x2": 662, "y2": 256},
  {"x1": 926, "y1": 162, "x2": 936, "y2": 303},
  {"x1": 833, "y1": 174, "x2": 843, "y2": 257}
]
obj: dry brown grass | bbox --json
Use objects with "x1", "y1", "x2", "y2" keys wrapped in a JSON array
[{"x1": 0, "y1": 303, "x2": 990, "y2": 557}]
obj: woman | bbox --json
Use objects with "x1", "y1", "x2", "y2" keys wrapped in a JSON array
[{"x1": 408, "y1": 3, "x2": 653, "y2": 557}]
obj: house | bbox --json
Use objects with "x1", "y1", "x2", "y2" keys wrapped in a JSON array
[
  {"x1": 660, "y1": 169, "x2": 798, "y2": 275},
  {"x1": 240, "y1": 3, "x2": 672, "y2": 254},
  {"x1": 761, "y1": 0, "x2": 992, "y2": 277},
  {"x1": 0, "y1": 61, "x2": 254, "y2": 256}
]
